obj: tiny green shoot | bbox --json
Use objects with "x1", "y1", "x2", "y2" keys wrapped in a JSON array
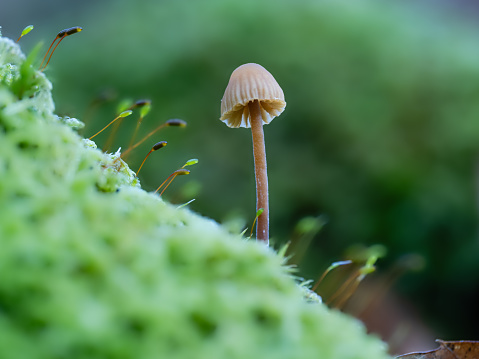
[
  {"x1": 88, "y1": 110, "x2": 132, "y2": 140},
  {"x1": 311, "y1": 260, "x2": 353, "y2": 292},
  {"x1": 277, "y1": 242, "x2": 291, "y2": 259},
  {"x1": 249, "y1": 208, "x2": 264, "y2": 239},
  {"x1": 176, "y1": 199, "x2": 196, "y2": 210},
  {"x1": 16, "y1": 25, "x2": 34, "y2": 43},
  {"x1": 239, "y1": 228, "x2": 249, "y2": 237},
  {"x1": 140, "y1": 103, "x2": 151, "y2": 118},
  {"x1": 182, "y1": 159, "x2": 199, "y2": 168},
  {"x1": 327, "y1": 253, "x2": 381, "y2": 309}
]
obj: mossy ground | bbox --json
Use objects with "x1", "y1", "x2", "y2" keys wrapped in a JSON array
[{"x1": 0, "y1": 35, "x2": 391, "y2": 359}]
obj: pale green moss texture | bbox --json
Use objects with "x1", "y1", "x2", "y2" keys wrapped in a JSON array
[{"x1": 0, "y1": 36, "x2": 391, "y2": 359}]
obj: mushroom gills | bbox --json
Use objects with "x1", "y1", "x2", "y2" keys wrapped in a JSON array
[{"x1": 222, "y1": 99, "x2": 285, "y2": 128}]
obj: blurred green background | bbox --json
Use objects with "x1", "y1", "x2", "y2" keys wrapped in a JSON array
[{"x1": 2, "y1": 0, "x2": 479, "y2": 351}]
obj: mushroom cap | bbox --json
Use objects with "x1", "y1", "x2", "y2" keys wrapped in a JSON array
[{"x1": 220, "y1": 63, "x2": 286, "y2": 128}]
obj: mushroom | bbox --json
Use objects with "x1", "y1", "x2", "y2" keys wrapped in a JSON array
[{"x1": 220, "y1": 63, "x2": 286, "y2": 245}]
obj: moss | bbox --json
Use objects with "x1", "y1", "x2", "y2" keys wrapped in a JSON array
[{"x1": 0, "y1": 35, "x2": 391, "y2": 359}]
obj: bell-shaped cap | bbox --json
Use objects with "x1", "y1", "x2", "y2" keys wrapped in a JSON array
[{"x1": 220, "y1": 63, "x2": 286, "y2": 128}]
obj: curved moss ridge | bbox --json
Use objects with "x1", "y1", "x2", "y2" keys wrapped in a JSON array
[{"x1": 0, "y1": 36, "x2": 391, "y2": 359}]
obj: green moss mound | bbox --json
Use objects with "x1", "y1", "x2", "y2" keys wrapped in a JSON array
[{"x1": 0, "y1": 36, "x2": 391, "y2": 359}]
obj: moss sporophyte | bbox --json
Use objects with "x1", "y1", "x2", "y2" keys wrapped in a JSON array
[
  {"x1": 136, "y1": 140, "x2": 167, "y2": 176},
  {"x1": 39, "y1": 26, "x2": 82, "y2": 71},
  {"x1": 0, "y1": 33, "x2": 392, "y2": 359}
]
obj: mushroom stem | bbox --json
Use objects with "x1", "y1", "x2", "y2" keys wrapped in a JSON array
[{"x1": 248, "y1": 100, "x2": 269, "y2": 245}]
